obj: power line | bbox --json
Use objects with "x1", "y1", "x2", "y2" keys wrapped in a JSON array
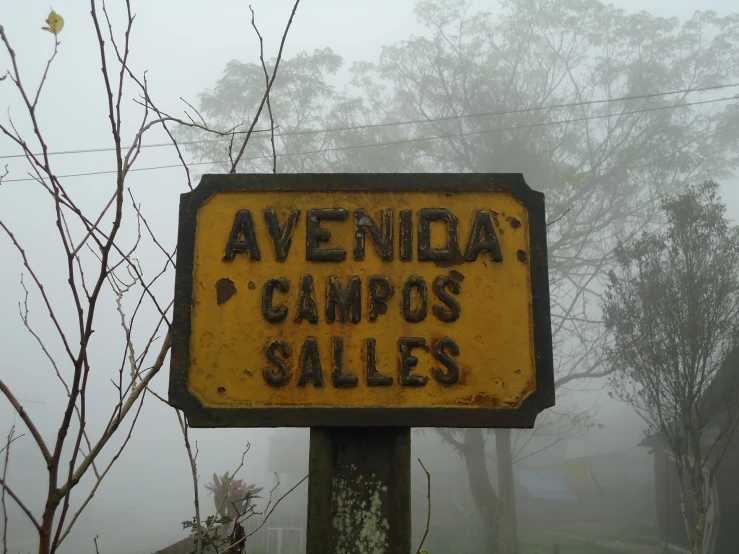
[
  {"x1": 2, "y1": 81, "x2": 738, "y2": 161},
  {"x1": 0, "y1": 132, "x2": 274, "y2": 160},
  {"x1": 3, "y1": 94, "x2": 737, "y2": 183}
]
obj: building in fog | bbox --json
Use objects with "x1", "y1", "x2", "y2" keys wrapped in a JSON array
[
  {"x1": 643, "y1": 434, "x2": 739, "y2": 554},
  {"x1": 641, "y1": 354, "x2": 739, "y2": 554},
  {"x1": 514, "y1": 447, "x2": 655, "y2": 532}
]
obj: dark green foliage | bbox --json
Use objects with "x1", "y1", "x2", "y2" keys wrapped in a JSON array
[
  {"x1": 182, "y1": 514, "x2": 236, "y2": 554},
  {"x1": 604, "y1": 180, "x2": 739, "y2": 431},
  {"x1": 604, "y1": 180, "x2": 739, "y2": 553}
]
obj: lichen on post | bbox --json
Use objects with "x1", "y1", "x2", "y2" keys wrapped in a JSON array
[{"x1": 307, "y1": 427, "x2": 411, "y2": 554}]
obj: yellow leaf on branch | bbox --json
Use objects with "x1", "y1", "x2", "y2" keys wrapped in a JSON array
[{"x1": 42, "y1": 9, "x2": 64, "y2": 36}]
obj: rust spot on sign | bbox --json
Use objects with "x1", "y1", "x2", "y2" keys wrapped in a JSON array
[
  {"x1": 453, "y1": 392, "x2": 499, "y2": 407},
  {"x1": 516, "y1": 377, "x2": 537, "y2": 401},
  {"x1": 507, "y1": 216, "x2": 521, "y2": 229},
  {"x1": 449, "y1": 269, "x2": 465, "y2": 282},
  {"x1": 517, "y1": 250, "x2": 528, "y2": 263},
  {"x1": 181, "y1": 183, "x2": 545, "y2": 419},
  {"x1": 474, "y1": 393, "x2": 498, "y2": 407},
  {"x1": 216, "y1": 278, "x2": 237, "y2": 305}
]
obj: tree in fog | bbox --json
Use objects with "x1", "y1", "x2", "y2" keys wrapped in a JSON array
[
  {"x1": 182, "y1": 0, "x2": 739, "y2": 551},
  {"x1": 604, "y1": 181, "x2": 739, "y2": 554},
  {"x1": 0, "y1": 3, "x2": 300, "y2": 553}
]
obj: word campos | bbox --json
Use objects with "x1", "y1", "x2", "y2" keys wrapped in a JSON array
[{"x1": 261, "y1": 274, "x2": 461, "y2": 324}]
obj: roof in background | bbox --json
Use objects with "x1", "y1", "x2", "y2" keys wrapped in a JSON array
[{"x1": 514, "y1": 468, "x2": 577, "y2": 501}]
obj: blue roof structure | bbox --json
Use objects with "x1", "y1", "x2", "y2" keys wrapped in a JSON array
[{"x1": 514, "y1": 468, "x2": 577, "y2": 500}]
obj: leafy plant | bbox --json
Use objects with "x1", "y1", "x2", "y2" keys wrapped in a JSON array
[
  {"x1": 182, "y1": 514, "x2": 236, "y2": 554},
  {"x1": 181, "y1": 473, "x2": 264, "y2": 553},
  {"x1": 205, "y1": 472, "x2": 263, "y2": 520}
]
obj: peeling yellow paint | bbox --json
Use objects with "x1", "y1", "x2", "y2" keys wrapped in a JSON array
[{"x1": 187, "y1": 189, "x2": 536, "y2": 409}]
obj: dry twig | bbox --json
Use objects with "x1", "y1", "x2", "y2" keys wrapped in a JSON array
[
  {"x1": 0, "y1": 3, "x2": 302, "y2": 552},
  {"x1": 230, "y1": 0, "x2": 301, "y2": 172},
  {"x1": 2, "y1": 427, "x2": 16, "y2": 554},
  {"x1": 250, "y1": 5, "x2": 278, "y2": 173},
  {"x1": 416, "y1": 458, "x2": 431, "y2": 554}
]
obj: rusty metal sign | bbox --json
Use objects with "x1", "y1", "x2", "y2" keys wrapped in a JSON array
[{"x1": 169, "y1": 174, "x2": 554, "y2": 427}]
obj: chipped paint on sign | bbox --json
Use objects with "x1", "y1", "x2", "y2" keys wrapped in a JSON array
[
  {"x1": 191, "y1": 190, "x2": 532, "y2": 407},
  {"x1": 169, "y1": 174, "x2": 554, "y2": 427}
]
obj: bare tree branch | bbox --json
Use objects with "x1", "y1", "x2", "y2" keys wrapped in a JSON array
[
  {"x1": 0, "y1": 426, "x2": 40, "y2": 535},
  {"x1": 230, "y1": 0, "x2": 301, "y2": 172},
  {"x1": 415, "y1": 458, "x2": 431, "y2": 554},
  {"x1": 250, "y1": 5, "x2": 278, "y2": 173},
  {"x1": 0, "y1": 380, "x2": 51, "y2": 463},
  {"x1": 2, "y1": 427, "x2": 16, "y2": 552}
]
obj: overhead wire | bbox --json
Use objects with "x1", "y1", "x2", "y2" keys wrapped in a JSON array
[
  {"x1": 2, "y1": 93, "x2": 737, "y2": 183},
  {"x1": 1, "y1": 81, "x2": 738, "y2": 161}
]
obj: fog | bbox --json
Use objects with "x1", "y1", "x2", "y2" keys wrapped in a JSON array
[{"x1": 1, "y1": 1, "x2": 739, "y2": 553}]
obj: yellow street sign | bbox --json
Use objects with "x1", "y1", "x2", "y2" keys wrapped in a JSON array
[{"x1": 169, "y1": 174, "x2": 554, "y2": 427}]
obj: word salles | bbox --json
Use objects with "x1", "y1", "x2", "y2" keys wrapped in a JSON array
[
  {"x1": 263, "y1": 336, "x2": 461, "y2": 388},
  {"x1": 223, "y1": 207, "x2": 504, "y2": 263}
]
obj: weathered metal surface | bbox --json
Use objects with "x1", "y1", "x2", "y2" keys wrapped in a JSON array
[
  {"x1": 169, "y1": 173, "x2": 554, "y2": 428},
  {"x1": 306, "y1": 427, "x2": 411, "y2": 554}
]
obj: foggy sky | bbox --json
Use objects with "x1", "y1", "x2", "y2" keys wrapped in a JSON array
[{"x1": 1, "y1": 1, "x2": 738, "y2": 552}]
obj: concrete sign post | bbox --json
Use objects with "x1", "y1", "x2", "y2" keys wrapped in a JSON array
[{"x1": 169, "y1": 173, "x2": 554, "y2": 553}]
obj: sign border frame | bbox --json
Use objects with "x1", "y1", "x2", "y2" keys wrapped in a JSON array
[{"x1": 169, "y1": 173, "x2": 554, "y2": 428}]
